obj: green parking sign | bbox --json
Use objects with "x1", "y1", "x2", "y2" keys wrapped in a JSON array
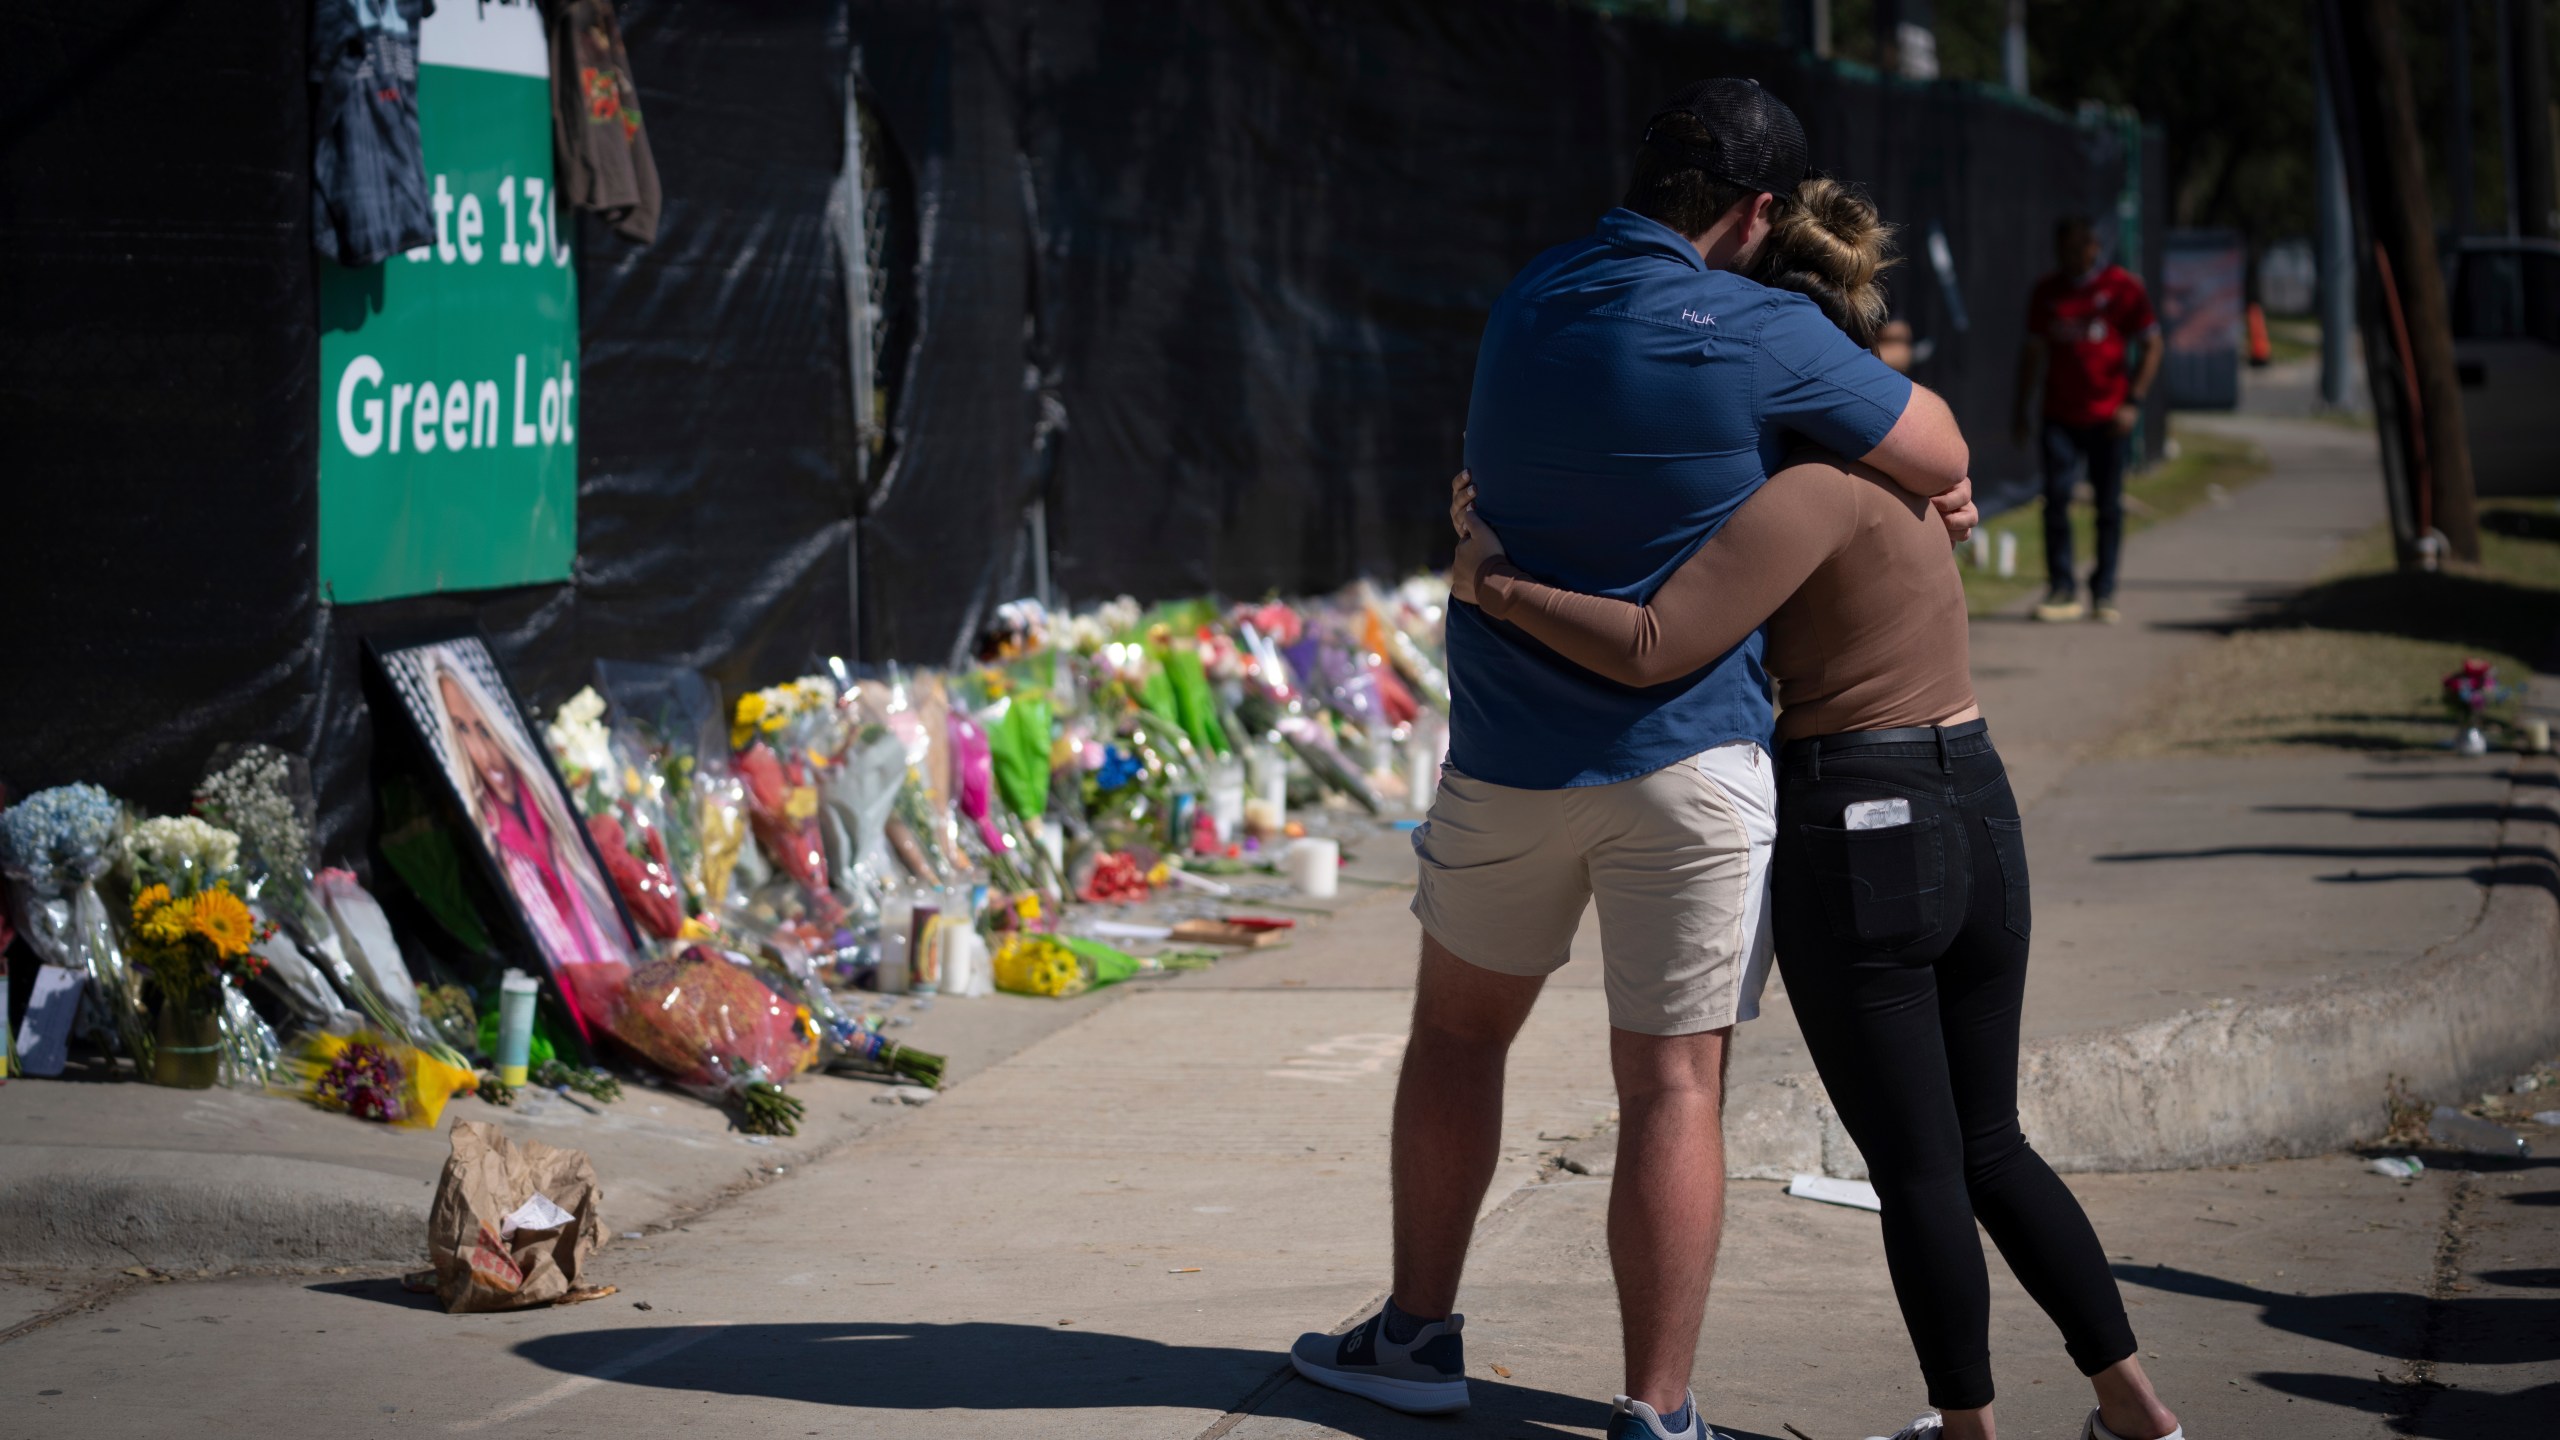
[{"x1": 318, "y1": 1, "x2": 577, "y2": 604}]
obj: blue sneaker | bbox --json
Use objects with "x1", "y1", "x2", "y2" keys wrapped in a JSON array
[
  {"x1": 1610, "y1": 1390, "x2": 1733, "y2": 1440},
  {"x1": 1288, "y1": 1305, "x2": 1468, "y2": 1414}
]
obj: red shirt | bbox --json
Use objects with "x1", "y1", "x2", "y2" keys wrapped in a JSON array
[{"x1": 2028, "y1": 264, "x2": 2159, "y2": 426}]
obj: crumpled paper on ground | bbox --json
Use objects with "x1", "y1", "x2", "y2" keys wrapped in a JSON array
[{"x1": 426, "y1": 1121, "x2": 604, "y2": 1312}]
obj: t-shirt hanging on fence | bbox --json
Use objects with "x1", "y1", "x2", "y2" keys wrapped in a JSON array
[
  {"x1": 549, "y1": 0, "x2": 660, "y2": 244},
  {"x1": 311, "y1": 0, "x2": 435, "y2": 266}
]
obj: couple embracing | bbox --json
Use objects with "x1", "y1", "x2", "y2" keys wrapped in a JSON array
[{"x1": 1289, "y1": 81, "x2": 2187, "y2": 1440}]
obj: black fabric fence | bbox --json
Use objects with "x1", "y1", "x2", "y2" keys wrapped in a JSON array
[{"x1": 0, "y1": 0, "x2": 2146, "y2": 865}]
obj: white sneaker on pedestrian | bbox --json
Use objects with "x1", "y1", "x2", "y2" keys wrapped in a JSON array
[
  {"x1": 1866, "y1": 1415, "x2": 1942, "y2": 1440},
  {"x1": 2085, "y1": 1409, "x2": 2183, "y2": 1440},
  {"x1": 1606, "y1": 1390, "x2": 1733, "y2": 1440}
]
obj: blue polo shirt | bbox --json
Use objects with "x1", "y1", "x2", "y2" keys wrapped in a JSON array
[{"x1": 1449, "y1": 208, "x2": 1915, "y2": 789}]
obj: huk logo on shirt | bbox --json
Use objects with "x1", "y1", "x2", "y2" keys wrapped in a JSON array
[{"x1": 1680, "y1": 308, "x2": 1717, "y2": 327}]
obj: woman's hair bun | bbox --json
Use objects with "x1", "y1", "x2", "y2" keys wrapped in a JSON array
[{"x1": 1753, "y1": 176, "x2": 1899, "y2": 348}]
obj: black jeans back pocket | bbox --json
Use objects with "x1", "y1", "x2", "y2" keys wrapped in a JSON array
[
  {"x1": 1984, "y1": 815, "x2": 2032, "y2": 939},
  {"x1": 1802, "y1": 816, "x2": 1946, "y2": 951}
]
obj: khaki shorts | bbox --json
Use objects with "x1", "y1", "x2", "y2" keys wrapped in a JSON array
[{"x1": 1409, "y1": 741, "x2": 1776, "y2": 1036}]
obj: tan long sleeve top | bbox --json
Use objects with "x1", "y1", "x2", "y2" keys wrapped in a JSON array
[{"x1": 1472, "y1": 459, "x2": 1976, "y2": 743}]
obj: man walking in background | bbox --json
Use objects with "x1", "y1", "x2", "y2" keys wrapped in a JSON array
[{"x1": 2014, "y1": 214, "x2": 2161, "y2": 624}]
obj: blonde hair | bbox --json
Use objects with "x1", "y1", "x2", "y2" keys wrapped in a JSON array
[
  {"x1": 1753, "y1": 175, "x2": 1898, "y2": 349},
  {"x1": 421, "y1": 647, "x2": 629, "y2": 962}
]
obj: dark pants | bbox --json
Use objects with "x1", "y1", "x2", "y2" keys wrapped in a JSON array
[
  {"x1": 1771, "y1": 721, "x2": 2137, "y2": 1410},
  {"x1": 2039, "y1": 419, "x2": 2127, "y2": 600}
]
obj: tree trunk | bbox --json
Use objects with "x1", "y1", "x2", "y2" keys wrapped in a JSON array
[{"x1": 2344, "y1": 0, "x2": 2482, "y2": 562}]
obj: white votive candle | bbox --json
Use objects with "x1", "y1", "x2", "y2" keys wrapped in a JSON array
[{"x1": 1286, "y1": 837, "x2": 1340, "y2": 898}]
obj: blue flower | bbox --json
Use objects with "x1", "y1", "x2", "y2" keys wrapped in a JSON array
[
  {"x1": 0, "y1": 783, "x2": 123, "y2": 882},
  {"x1": 1095, "y1": 746, "x2": 1144, "y2": 793}
]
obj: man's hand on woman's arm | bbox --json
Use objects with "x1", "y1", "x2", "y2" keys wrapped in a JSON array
[{"x1": 1857, "y1": 383, "x2": 1970, "y2": 499}]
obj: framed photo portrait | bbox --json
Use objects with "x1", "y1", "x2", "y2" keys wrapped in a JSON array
[{"x1": 369, "y1": 629, "x2": 638, "y2": 1042}]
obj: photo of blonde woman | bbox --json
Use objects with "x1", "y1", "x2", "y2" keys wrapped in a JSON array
[{"x1": 377, "y1": 637, "x2": 636, "y2": 1040}]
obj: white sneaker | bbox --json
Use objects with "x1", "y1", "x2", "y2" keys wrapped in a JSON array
[
  {"x1": 1607, "y1": 1390, "x2": 1734, "y2": 1440},
  {"x1": 2086, "y1": 1410, "x2": 2183, "y2": 1440},
  {"x1": 1866, "y1": 1415, "x2": 1942, "y2": 1440}
]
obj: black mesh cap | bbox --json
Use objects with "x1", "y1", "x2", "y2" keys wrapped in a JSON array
[{"x1": 1642, "y1": 78, "x2": 1808, "y2": 197}]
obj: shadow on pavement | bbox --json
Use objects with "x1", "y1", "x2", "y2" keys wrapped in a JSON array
[
  {"x1": 2115, "y1": 1265, "x2": 2560, "y2": 1366},
  {"x1": 2251, "y1": 1371, "x2": 2560, "y2": 1438},
  {"x1": 2158, "y1": 567, "x2": 2560, "y2": 662},
  {"x1": 2257, "y1": 802, "x2": 2560, "y2": 828},
  {"x1": 2348, "y1": 769, "x2": 2552, "y2": 787},
  {"x1": 508, "y1": 1322, "x2": 1663, "y2": 1437},
  {"x1": 306, "y1": 1277, "x2": 441, "y2": 1312}
]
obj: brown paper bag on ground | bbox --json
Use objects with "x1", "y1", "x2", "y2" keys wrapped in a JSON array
[{"x1": 427, "y1": 1121, "x2": 605, "y2": 1313}]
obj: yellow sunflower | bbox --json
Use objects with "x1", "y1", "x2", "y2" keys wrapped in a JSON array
[
  {"x1": 184, "y1": 888, "x2": 258, "y2": 958},
  {"x1": 133, "y1": 885, "x2": 192, "y2": 944}
]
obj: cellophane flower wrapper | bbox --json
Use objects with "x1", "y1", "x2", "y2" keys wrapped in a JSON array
[
  {"x1": 690, "y1": 769, "x2": 750, "y2": 920},
  {"x1": 736, "y1": 741, "x2": 845, "y2": 926},
  {"x1": 591, "y1": 660, "x2": 743, "y2": 925},
  {"x1": 193, "y1": 745, "x2": 354, "y2": 1032},
  {"x1": 817, "y1": 723, "x2": 908, "y2": 924},
  {"x1": 947, "y1": 709, "x2": 1046, "y2": 894},
  {"x1": 548, "y1": 688, "x2": 689, "y2": 943},
  {"x1": 0, "y1": 784, "x2": 152, "y2": 1066},
  {"x1": 592, "y1": 945, "x2": 814, "y2": 1115},
  {"x1": 991, "y1": 932, "x2": 1147, "y2": 999},
  {"x1": 219, "y1": 977, "x2": 288, "y2": 1088},
  {"x1": 312, "y1": 868, "x2": 467, "y2": 1065},
  {"x1": 286, "y1": 1027, "x2": 476, "y2": 1128}
]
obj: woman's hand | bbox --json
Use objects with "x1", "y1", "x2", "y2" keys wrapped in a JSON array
[
  {"x1": 1449, "y1": 504, "x2": 1508, "y2": 606},
  {"x1": 1449, "y1": 469, "x2": 1476, "y2": 540},
  {"x1": 1930, "y1": 475, "x2": 1979, "y2": 543}
]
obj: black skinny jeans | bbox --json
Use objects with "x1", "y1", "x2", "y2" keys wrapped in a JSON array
[{"x1": 1771, "y1": 720, "x2": 2137, "y2": 1411}]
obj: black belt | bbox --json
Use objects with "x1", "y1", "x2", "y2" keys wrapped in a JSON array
[{"x1": 1780, "y1": 717, "x2": 1989, "y2": 774}]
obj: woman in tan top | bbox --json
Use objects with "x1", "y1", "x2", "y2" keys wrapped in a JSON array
[{"x1": 1448, "y1": 180, "x2": 2185, "y2": 1440}]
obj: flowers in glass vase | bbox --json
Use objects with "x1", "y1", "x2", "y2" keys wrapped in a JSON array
[{"x1": 120, "y1": 824, "x2": 271, "y2": 1017}]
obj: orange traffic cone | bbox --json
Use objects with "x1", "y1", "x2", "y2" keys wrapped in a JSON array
[{"x1": 2246, "y1": 302, "x2": 2272, "y2": 367}]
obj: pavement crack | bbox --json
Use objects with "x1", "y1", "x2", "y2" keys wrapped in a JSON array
[
  {"x1": 0, "y1": 1274, "x2": 143, "y2": 1348},
  {"x1": 2383, "y1": 1168, "x2": 2480, "y2": 1429}
]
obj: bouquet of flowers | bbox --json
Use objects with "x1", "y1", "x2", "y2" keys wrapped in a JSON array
[
  {"x1": 594, "y1": 945, "x2": 816, "y2": 1135},
  {"x1": 990, "y1": 931, "x2": 1198, "y2": 998},
  {"x1": 547, "y1": 687, "x2": 686, "y2": 942},
  {"x1": 2442, "y1": 659, "x2": 2513, "y2": 756},
  {"x1": 592, "y1": 662, "x2": 750, "y2": 928},
  {"x1": 194, "y1": 745, "x2": 349, "y2": 1032},
  {"x1": 0, "y1": 783, "x2": 150, "y2": 1068},
  {"x1": 287, "y1": 1027, "x2": 476, "y2": 1128},
  {"x1": 817, "y1": 719, "x2": 909, "y2": 925},
  {"x1": 734, "y1": 677, "x2": 848, "y2": 927},
  {"x1": 118, "y1": 814, "x2": 282, "y2": 1087}
]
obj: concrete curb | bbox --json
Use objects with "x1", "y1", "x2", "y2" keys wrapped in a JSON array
[
  {"x1": 0, "y1": 1149, "x2": 428, "y2": 1271},
  {"x1": 1726, "y1": 754, "x2": 2560, "y2": 1179}
]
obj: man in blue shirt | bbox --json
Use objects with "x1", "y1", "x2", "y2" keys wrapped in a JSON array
[{"x1": 1292, "y1": 81, "x2": 1971, "y2": 1440}]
